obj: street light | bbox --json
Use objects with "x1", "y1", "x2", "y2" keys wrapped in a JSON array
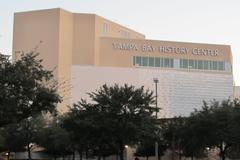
[
  {"x1": 153, "y1": 78, "x2": 159, "y2": 160},
  {"x1": 153, "y1": 78, "x2": 159, "y2": 118}
]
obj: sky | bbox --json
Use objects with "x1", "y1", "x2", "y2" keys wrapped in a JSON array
[{"x1": 0, "y1": 0, "x2": 239, "y2": 85}]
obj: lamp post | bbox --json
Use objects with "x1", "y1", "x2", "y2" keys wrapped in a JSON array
[
  {"x1": 153, "y1": 78, "x2": 159, "y2": 118},
  {"x1": 153, "y1": 78, "x2": 159, "y2": 160}
]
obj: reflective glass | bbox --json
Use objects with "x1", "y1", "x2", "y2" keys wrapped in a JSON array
[
  {"x1": 142, "y1": 57, "x2": 148, "y2": 66},
  {"x1": 136, "y1": 56, "x2": 141, "y2": 66},
  {"x1": 149, "y1": 57, "x2": 154, "y2": 67},
  {"x1": 155, "y1": 57, "x2": 160, "y2": 67}
]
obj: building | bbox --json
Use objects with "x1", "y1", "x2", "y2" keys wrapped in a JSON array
[
  {"x1": 12, "y1": 8, "x2": 233, "y2": 117},
  {"x1": 234, "y1": 86, "x2": 240, "y2": 99}
]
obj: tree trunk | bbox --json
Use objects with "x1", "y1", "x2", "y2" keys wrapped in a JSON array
[
  {"x1": 98, "y1": 145, "x2": 102, "y2": 160},
  {"x1": 146, "y1": 156, "x2": 149, "y2": 160},
  {"x1": 72, "y1": 151, "x2": 75, "y2": 160},
  {"x1": 27, "y1": 144, "x2": 32, "y2": 160},
  {"x1": 219, "y1": 144, "x2": 226, "y2": 160},
  {"x1": 86, "y1": 149, "x2": 89, "y2": 160},
  {"x1": 119, "y1": 147, "x2": 124, "y2": 160},
  {"x1": 178, "y1": 152, "x2": 181, "y2": 160},
  {"x1": 78, "y1": 151, "x2": 83, "y2": 160},
  {"x1": 220, "y1": 150, "x2": 226, "y2": 160},
  {"x1": 7, "y1": 151, "x2": 10, "y2": 160},
  {"x1": 171, "y1": 137, "x2": 175, "y2": 160}
]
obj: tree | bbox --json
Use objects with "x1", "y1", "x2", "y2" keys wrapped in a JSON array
[
  {"x1": 66, "y1": 84, "x2": 158, "y2": 160},
  {"x1": 161, "y1": 117, "x2": 188, "y2": 160},
  {"x1": 135, "y1": 137, "x2": 167, "y2": 160},
  {"x1": 36, "y1": 118, "x2": 72, "y2": 160},
  {"x1": 61, "y1": 98, "x2": 120, "y2": 160},
  {"x1": 19, "y1": 114, "x2": 46, "y2": 160},
  {"x1": 0, "y1": 52, "x2": 61, "y2": 127},
  {"x1": 0, "y1": 123, "x2": 26, "y2": 160},
  {"x1": 182, "y1": 99, "x2": 240, "y2": 160},
  {"x1": 0, "y1": 114, "x2": 46, "y2": 160}
]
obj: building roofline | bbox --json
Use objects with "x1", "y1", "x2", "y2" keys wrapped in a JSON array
[{"x1": 14, "y1": 8, "x2": 145, "y2": 38}]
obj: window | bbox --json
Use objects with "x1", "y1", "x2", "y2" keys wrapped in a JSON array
[
  {"x1": 197, "y1": 60, "x2": 203, "y2": 69},
  {"x1": 194, "y1": 60, "x2": 198, "y2": 69},
  {"x1": 180, "y1": 59, "x2": 188, "y2": 68},
  {"x1": 170, "y1": 59, "x2": 174, "y2": 68},
  {"x1": 132, "y1": 56, "x2": 227, "y2": 71},
  {"x1": 149, "y1": 57, "x2": 154, "y2": 67},
  {"x1": 218, "y1": 61, "x2": 224, "y2": 70},
  {"x1": 133, "y1": 56, "x2": 173, "y2": 68},
  {"x1": 142, "y1": 57, "x2": 148, "y2": 66},
  {"x1": 160, "y1": 58, "x2": 164, "y2": 67},
  {"x1": 204, "y1": 61, "x2": 209, "y2": 70},
  {"x1": 188, "y1": 60, "x2": 194, "y2": 69},
  {"x1": 164, "y1": 58, "x2": 170, "y2": 67},
  {"x1": 210, "y1": 61, "x2": 213, "y2": 70},
  {"x1": 102, "y1": 22, "x2": 108, "y2": 35},
  {"x1": 135, "y1": 56, "x2": 141, "y2": 66},
  {"x1": 213, "y1": 61, "x2": 218, "y2": 70},
  {"x1": 155, "y1": 57, "x2": 160, "y2": 67},
  {"x1": 120, "y1": 30, "x2": 130, "y2": 38}
]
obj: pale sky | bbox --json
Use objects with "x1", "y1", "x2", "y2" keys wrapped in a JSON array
[{"x1": 0, "y1": 0, "x2": 239, "y2": 85}]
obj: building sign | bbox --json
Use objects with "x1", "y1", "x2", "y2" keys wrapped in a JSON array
[{"x1": 112, "y1": 43, "x2": 219, "y2": 56}]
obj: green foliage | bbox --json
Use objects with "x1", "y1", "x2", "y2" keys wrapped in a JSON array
[
  {"x1": 135, "y1": 138, "x2": 167, "y2": 159},
  {"x1": 0, "y1": 114, "x2": 45, "y2": 157},
  {"x1": 36, "y1": 118, "x2": 72, "y2": 158},
  {"x1": 180, "y1": 99, "x2": 240, "y2": 160},
  {"x1": 62, "y1": 84, "x2": 157, "y2": 160},
  {"x1": 0, "y1": 52, "x2": 61, "y2": 127}
]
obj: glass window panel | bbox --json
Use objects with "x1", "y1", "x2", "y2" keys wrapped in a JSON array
[
  {"x1": 213, "y1": 61, "x2": 218, "y2": 70},
  {"x1": 182, "y1": 59, "x2": 188, "y2": 68},
  {"x1": 136, "y1": 56, "x2": 141, "y2": 66},
  {"x1": 170, "y1": 59, "x2": 174, "y2": 68},
  {"x1": 133, "y1": 56, "x2": 135, "y2": 66},
  {"x1": 155, "y1": 57, "x2": 160, "y2": 67},
  {"x1": 142, "y1": 57, "x2": 148, "y2": 66},
  {"x1": 194, "y1": 60, "x2": 198, "y2": 69},
  {"x1": 102, "y1": 22, "x2": 108, "y2": 35},
  {"x1": 210, "y1": 61, "x2": 213, "y2": 70},
  {"x1": 160, "y1": 58, "x2": 164, "y2": 67},
  {"x1": 218, "y1": 61, "x2": 224, "y2": 70},
  {"x1": 164, "y1": 58, "x2": 170, "y2": 67},
  {"x1": 149, "y1": 57, "x2": 154, "y2": 67},
  {"x1": 188, "y1": 60, "x2": 194, "y2": 69},
  {"x1": 204, "y1": 61, "x2": 208, "y2": 70},
  {"x1": 198, "y1": 60, "x2": 203, "y2": 69}
]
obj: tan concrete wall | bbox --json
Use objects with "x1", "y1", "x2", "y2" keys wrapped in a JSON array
[
  {"x1": 96, "y1": 15, "x2": 145, "y2": 39},
  {"x1": 94, "y1": 15, "x2": 145, "y2": 65},
  {"x1": 72, "y1": 14, "x2": 96, "y2": 65},
  {"x1": 234, "y1": 86, "x2": 240, "y2": 99},
  {"x1": 58, "y1": 9, "x2": 73, "y2": 112},
  {"x1": 99, "y1": 37, "x2": 232, "y2": 68},
  {"x1": 12, "y1": 8, "x2": 61, "y2": 79}
]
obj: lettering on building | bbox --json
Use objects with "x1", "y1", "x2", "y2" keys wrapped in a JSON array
[
  {"x1": 112, "y1": 42, "x2": 220, "y2": 56},
  {"x1": 112, "y1": 43, "x2": 138, "y2": 51}
]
